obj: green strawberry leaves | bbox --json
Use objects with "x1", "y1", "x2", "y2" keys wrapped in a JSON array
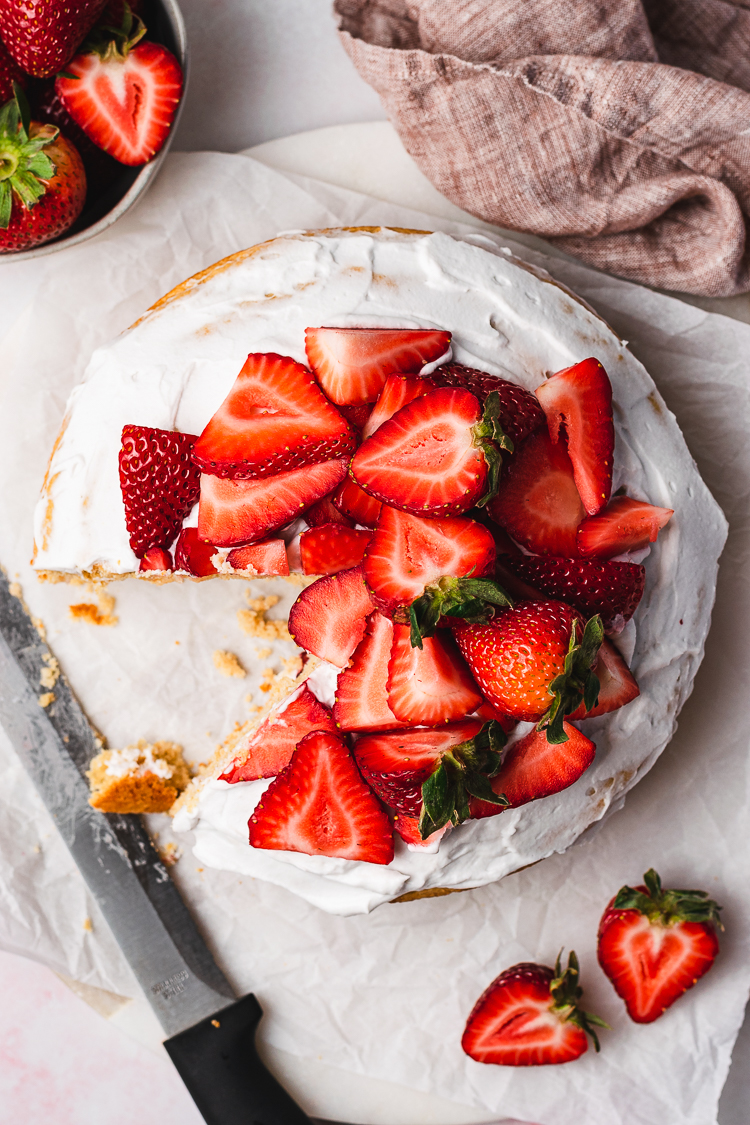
[
  {"x1": 0, "y1": 84, "x2": 58, "y2": 230},
  {"x1": 418, "y1": 719, "x2": 509, "y2": 839},
  {"x1": 613, "y1": 868, "x2": 724, "y2": 930},
  {"x1": 538, "y1": 614, "x2": 604, "y2": 744},
  {"x1": 549, "y1": 950, "x2": 609, "y2": 1052},
  {"x1": 472, "y1": 390, "x2": 513, "y2": 508},
  {"x1": 409, "y1": 575, "x2": 513, "y2": 648}
]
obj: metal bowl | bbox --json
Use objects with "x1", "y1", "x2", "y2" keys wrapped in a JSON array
[{"x1": 4, "y1": 0, "x2": 188, "y2": 262}]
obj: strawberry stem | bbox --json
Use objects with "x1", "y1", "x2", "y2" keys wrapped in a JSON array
[
  {"x1": 613, "y1": 868, "x2": 724, "y2": 930},
  {"x1": 409, "y1": 575, "x2": 513, "y2": 648},
  {"x1": 419, "y1": 719, "x2": 508, "y2": 838},
  {"x1": 81, "y1": 1, "x2": 147, "y2": 63},
  {"x1": 538, "y1": 614, "x2": 603, "y2": 744},
  {"x1": 0, "y1": 87, "x2": 58, "y2": 230},
  {"x1": 549, "y1": 950, "x2": 609, "y2": 1052},
  {"x1": 472, "y1": 390, "x2": 513, "y2": 508}
]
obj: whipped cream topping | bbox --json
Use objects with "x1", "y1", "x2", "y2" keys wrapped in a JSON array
[
  {"x1": 105, "y1": 744, "x2": 173, "y2": 780},
  {"x1": 39, "y1": 228, "x2": 727, "y2": 914}
]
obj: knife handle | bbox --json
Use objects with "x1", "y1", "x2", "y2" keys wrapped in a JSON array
[{"x1": 165, "y1": 993, "x2": 311, "y2": 1125}]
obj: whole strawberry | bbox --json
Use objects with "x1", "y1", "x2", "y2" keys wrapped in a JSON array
[
  {"x1": 119, "y1": 425, "x2": 201, "y2": 557},
  {"x1": 598, "y1": 868, "x2": 722, "y2": 1023},
  {"x1": 0, "y1": 88, "x2": 86, "y2": 253},
  {"x1": 0, "y1": 0, "x2": 108, "y2": 78},
  {"x1": 454, "y1": 601, "x2": 603, "y2": 742},
  {"x1": 0, "y1": 35, "x2": 27, "y2": 103}
]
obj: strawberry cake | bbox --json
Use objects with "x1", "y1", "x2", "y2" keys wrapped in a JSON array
[{"x1": 33, "y1": 228, "x2": 726, "y2": 914}]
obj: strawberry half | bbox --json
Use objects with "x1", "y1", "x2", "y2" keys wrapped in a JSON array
[
  {"x1": 191, "y1": 354, "x2": 356, "y2": 479},
  {"x1": 535, "y1": 358, "x2": 614, "y2": 515},
  {"x1": 56, "y1": 15, "x2": 183, "y2": 166},
  {"x1": 351, "y1": 387, "x2": 509, "y2": 517},
  {"x1": 197, "y1": 459, "x2": 348, "y2": 547},
  {"x1": 288, "y1": 565, "x2": 373, "y2": 666},
  {"x1": 386, "y1": 624, "x2": 483, "y2": 724},
  {"x1": 248, "y1": 730, "x2": 394, "y2": 865},
  {"x1": 577, "y1": 496, "x2": 674, "y2": 559},
  {"x1": 364, "y1": 506, "x2": 497, "y2": 621},
  {"x1": 304, "y1": 491, "x2": 353, "y2": 528},
  {"x1": 428, "y1": 364, "x2": 545, "y2": 446},
  {"x1": 221, "y1": 684, "x2": 337, "y2": 782},
  {"x1": 462, "y1": 952, "x2": 606, "y2": 1066},
  {"x1": 498, "y1": 553, "x2": 645, "y2": 633},
  {"x1": 305, "y1": 327, "x2": 451, "y2": 406},
  {"x1": 333, "y1": 477, "x2": 382, "y2": 527},
  {"x1": 139, "y1": 546, "x2": 172, "y2": 572},
  {"x1": 469, "y1": 721, "x2": 596, "y2": 819},
  {"x1": 119, "y1": 425, "x2": 200, "y2": 558},
  {"x1": 568, "y1": 639, "x2": 639, "y2": 720},
  {"x1": 454, "y1": 603, "x2": 603, "y2": 742},
  {"x1": 333, "y1": 612, "x2": 408, "y2": 732},
  {"x1": 299, "y1": 524, "x2": 372, "y2": 576},
  {"x1": 487, "y1": 428, "x2": 585, "y2": 557},
  {"x1": 391, "y1": 813, "x2": 446, "y2": 849},
  {"x1": 598, "y1": 868, "x2": 722, "y2": 1023},
  {"x1": 174, "y1": 527, "x2": 218, "y2": 577},
  {"x1": 226, "y1": 539, "x2": 289, "y2": 576},
  {"x1": 361, "y1": 374, "x2": 431, "y2": 439}
]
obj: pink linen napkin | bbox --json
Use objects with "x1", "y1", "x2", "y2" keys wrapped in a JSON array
[{"x1": 336, "y1": 0, "x2": 750, "y2": 296}]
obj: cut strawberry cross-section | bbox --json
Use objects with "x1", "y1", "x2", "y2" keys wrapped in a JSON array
[
  {"x1": 334, "y1": 612, "x2": 409, "y2": 732},
  {"x1": 351, "y1": 386, "x2": 510, "y2": 517},
  {"x1": 191, "y1": 353, "x2": 356, "y2": 479},
  {"x1": 487, "y1": 428, "x2": 585, "y2": 557},
  {"x1": 361, "y1": 374, "x2": 431, "y2": 439},
  {"x1": 386, "y1": 624, "x2": 483, "y2": 724},
  {"x1": 535, "y1": 357, "x2": 614, "y2": 516},
  {"x1": 174, "y1": 527, "x2": 218, "y2": 577},
  {"x1": 305, "y1": 327, "x2": 451, "y2": 406},
  {"x1": 428, "y1": 364, "x2": 545, "y2": 446},
  {"x1": 333, "y1": 476, "x2": 382, "y2": 527},
  {"x1": 288, "y1": 565, "x2": 373, "y2": 666},
  {"x1": 299, "y1": 524, "x2": 372, "y2": 576},
  {"x1": 226, "y1": 539, "x2": 290, "y2": 576},
  {"x1": 119, "y1": 425, "x2": 200, "y2": 558},
  {"x1": 248, "y1": 730, "x2": 394, "y2": 865},
  {"x1": 221, "y1": 684, "x2": 337, "y2": 783},
  {"x1": 577, "y1": 496, "x2": 674, "y2": 559},
  {"x1": 197, "y1": 459, "x2": 348, "y2": 547},
  {"x1": 304, "y1": 491, "x2": 354, "y2": 528}
]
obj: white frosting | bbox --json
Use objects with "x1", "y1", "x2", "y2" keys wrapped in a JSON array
[
  {"x1": 105, "y1": 744, "x2": 173, "y2": 780},
  {"x1": 40, "y1": 229, "x2": 727, "y2": 914}
]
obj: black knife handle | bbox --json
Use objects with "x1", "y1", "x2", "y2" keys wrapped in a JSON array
[{"x1": 165, "y1": 993, "x2": 312, "y2": 1125}]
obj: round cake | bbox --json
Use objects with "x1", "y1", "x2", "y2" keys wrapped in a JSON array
[{"x1": 34, "y1": 227, "x2": 727, "y2": 915}]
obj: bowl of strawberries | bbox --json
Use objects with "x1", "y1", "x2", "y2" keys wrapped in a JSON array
[{"x1": 0, "y1": 0, "x2": 186, "y2": 258}]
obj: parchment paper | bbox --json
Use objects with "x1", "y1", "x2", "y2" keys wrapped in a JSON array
[{"x1": 0, "y1": 152, "x2": 748, "y2": 1125}]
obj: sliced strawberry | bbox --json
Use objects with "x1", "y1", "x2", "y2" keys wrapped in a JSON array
[
  {"x1": 226, "y1": 539, "x2": 289, "y2": 576},
  {"x1": 197, "y1": 459, "x2": 348, "y2": 547},
  {"x1": 299, "y1": 524, "x2": 373, "y2": 576},
  {"x1": 470, "y1": 721, "x2": 595, "y2": 819},
  {"x1": 361, "y1": 374, "x2": 431, "y2": 439},
  {"x1": 577, "y1": 496, "x2": 674, "y2": 559},
  {"x1": 364, "y1": 506, "x2": 496, "y2": 619},
  {"x1": 288, "y1": 565, "x2": 373, "y2": 666},
  {"x1": 535, "y1": 358, "x2": 614, "y2": 516},
  {"x1": 333, "y1": 476, "x2": 382, "y2": 527},
  {"x1": 391, "y1": 813, "x2": 447, "y2": 849},
  {"x1": 119, "y1": 425, "x2": 200, "y2": 558},
  {"x1": 304, "y1": 491, "x2": 354, "y2": 528},
  {"x1": 174, "y1": 527, "x2": 219, "y2": 577},
  {"x1": 598, "y1": 868, "x2": 722, "y2": 1023},
  {"x1": 338, "y1": 403, "x2": 374, "y2": 432},
  {"x1": 386, "y1": 624, "x2": 482, "y2": 724},
  {"x1": 191, "y1": 354, "x2": 356, "y2": 479},
  {"x1": 248, "y1": 730, "x2": 394, "y2": 865},
  {"x1": 354, "y1": 721, "x2": 484, "y2": 817},
  {"x1": 499, "y1": 553, "x2": 645, "y2": 633},
  {"x1": 221, "y1": 684, "x2": 336, "y2": 782},
  {"x1": 333, "y1": 613, "x2": 409, "y2": 732},
  {"x1": 351, "y1": 387, "x2": 504, "y2": 517},
  {"x1": 429, "y1": 364, "x2": 545, "y2": 446},
  {"x1": 568, "y1": 639, "x2": 639, "y2": 720},
  {"x1": 139, "y1": 546, "x2": 173, "y2": 572},
  {"x1": 56, "y1": 39, "x2": 183, "y2": 166},
  {"x1": 462, "y1": 952, "x2": 604, "y2": 1065},
  {"x1": 305, "y1": 327, "x2": 451, "y2": 406},
  {"x1": 487, "y1": 429, "x2": 585, "y2": 556}
]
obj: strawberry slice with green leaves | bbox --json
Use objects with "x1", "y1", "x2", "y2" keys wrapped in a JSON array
[
  {"x1": 361, "y1": 374, "x2": 430, "y2": 439},
  {"x1": 305, "y1": 327, "x2": 451, "y2": 406},
  {"x1": 288, "y1": 565, "x2": 373, "y2": 666},
  {"x1": 469, "y1": 721, "x2": 596, "y2": 819},
  {"x1": 391, "y1": 813, "x2": 446, "y2": 849},
  {"x1": 221, "y1": 684, "x2": 337, "y2": 782},
  {"x1": 226, "y1": 538, "x2": 289, "y2": 576},
  {"x1": 191, "y1": 353, "x2": 356, "y2": 479},
  {"x1": 119, "y1": 425, "x2": 201, "y2": 558},
  {"x1": 568, "y1": 639, "x2": 639, "y2": 720},
  {"x1": 462, "y1": 952, "x2": 607, "y2": 1066},
  {"x1": 454, "y1": 603, "x2": 603, "y2": 743},
  {"x1": 577, "y1": 496, "x2": 674, "y2": 559},
  {"x1": 333, "y1": 612, "x2": 410, "y2": 732},
  {"x1": 386, "y1": 623, "x2": 483, "y2": 724},
  {"x1": 535, "y1": 358, "x2": 614, "y2": 516},
  {"x1": 197, "y1": 459, "x2": 348, "y2": 546},
  {"x1": 428, "y1": 364, "x2": 545, "y2": 446},
  {"x1": 299, "y1": 524, "x2": 372, "y2": 576},
  {"x1": 248, "y1": 730, "x2": 394, "y2": 865},
  {"x1": 351, "y1": 387, "x2": 511, "y2": 517},
  {"x1": 487, "y1": 428, "x2": 585, "y2": 556},
  {"x1": 597, "y1": 868, "x2": 722, "y2": 1024},
  {"x1": 333, "y1": 476, "x2": 382, "y2": 527}
]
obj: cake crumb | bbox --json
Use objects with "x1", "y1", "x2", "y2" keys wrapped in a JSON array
[
  {"x1": 159, "y1": 841, "x2": 182, "y2": 867},
  {"x1": 87, "y1": 740, "x2": 191, "y2": 814},
  {"x1": 237, "y1": 593, "x2": 290, "y2": 641},
  {"x1": 38, "y1": 692, "x2": 55, "y2": 708},
  {"x1": 254, "y1": 646, "x2": 272, "y2": 659},
  {"x1": 213, "y1": 650, "x2": 246, "y2": 678},
  {"x1": 82, "y1": 917, "x2": 93, "y2": 932},
  {"x1": 9, "y1": 581, "x2": 22, "y2": 600},
  {"x1": 69, "y1": 590, "x2": 118, "y2": 626},
  {"x1": 244, "y1": 693, "x2": 253, "y2": 704},
  {"x1": 40, "y1": 653, "x2": 60, "y2": 689},
  {"x1": 32, "y1": 617, "x2": 47, "y2": 641}
]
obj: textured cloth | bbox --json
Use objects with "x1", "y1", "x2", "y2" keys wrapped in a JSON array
[{"x1": 336, "y1": 0, "x2": 750, "y2": 296}]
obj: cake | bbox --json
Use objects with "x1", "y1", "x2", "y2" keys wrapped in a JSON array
[
  {"x1": 87, "y1": 740, "x2": 191, "y2": 813},
  {"x1": 36, "y1": 227, "x2": 726, "y2": 915}
]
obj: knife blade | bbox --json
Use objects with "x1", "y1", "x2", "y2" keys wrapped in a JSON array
[{"x1": 0, "y1": 569, "x2": 311, "y2": 1125}]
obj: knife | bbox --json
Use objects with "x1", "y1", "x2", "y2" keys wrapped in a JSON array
[{"x1": 0, "y1": 569, "x2": 312, "y2": 1125}]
